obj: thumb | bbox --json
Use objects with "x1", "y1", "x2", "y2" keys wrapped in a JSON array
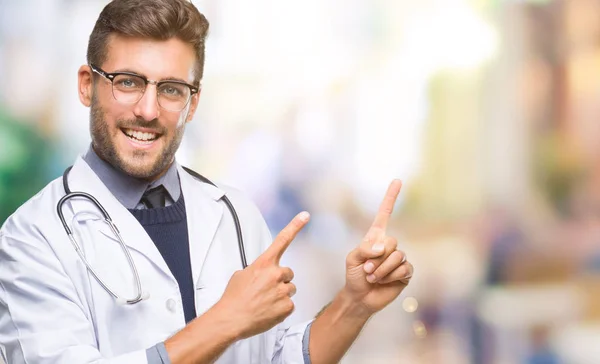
[
  {"x1": 259, "y1": 211, "x2": 310, "y2": 264},
  {"x1": 346, "y1": 239, "x2": 387, "y2": 267}
]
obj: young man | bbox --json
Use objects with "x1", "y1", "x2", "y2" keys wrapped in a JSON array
[{"x1": 0, "y1": 1, "x2": 414, "y2": 363}]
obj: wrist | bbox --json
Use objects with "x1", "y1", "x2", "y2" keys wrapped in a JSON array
[
  {"x1": 164, "y1": 303, "x2": 240, "y2": 363},
  {"x1": 207, "y1": 301, "x2": 244, "y2": 342},
  {"x1": 334, "y1": 288, "x2": 374, "y2": 322}
]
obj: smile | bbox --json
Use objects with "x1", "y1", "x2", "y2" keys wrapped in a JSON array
[{"x1": 121, "y1": 128, "x2": 160, "y2": 144}]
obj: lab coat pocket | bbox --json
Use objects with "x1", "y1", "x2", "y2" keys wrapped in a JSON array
[
  {"x1": 194, "y1": 276, "x2": 222, "y2": 316},
  {"x1": 193, "y1": 237, "x2": 236, "y2": 316}
]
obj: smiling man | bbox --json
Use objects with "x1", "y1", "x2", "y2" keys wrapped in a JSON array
[
  {"x1": 0, "y1": 1, "x2": 414, "y2": 363},
  {"x1": 85, "y1": 34, "x2": 198, "y2": 181}
]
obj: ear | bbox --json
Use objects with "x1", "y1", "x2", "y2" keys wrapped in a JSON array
[
  {"x1": 185, "y1": 89, "x2": 201, "y2": 123},
  {"x1": 78, "y1": 65, "x2": 94, "y2": 107}
]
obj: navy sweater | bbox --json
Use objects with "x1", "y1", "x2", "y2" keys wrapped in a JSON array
[{"x1": 129, "y1": 195, "x2": 197, "y2": 323}]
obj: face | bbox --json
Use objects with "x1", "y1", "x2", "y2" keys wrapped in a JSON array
[{"x1": 78, "y1": 35, "x2": 200, "y2": 180}]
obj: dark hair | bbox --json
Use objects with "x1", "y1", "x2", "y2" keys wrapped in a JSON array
[{"x1": 87, "y1": 0, "x2": 209, "y2": 84}]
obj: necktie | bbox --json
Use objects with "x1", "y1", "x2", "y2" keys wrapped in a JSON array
[{"x1": 141, "y1": 185, "x2": 167, "y2": 209}]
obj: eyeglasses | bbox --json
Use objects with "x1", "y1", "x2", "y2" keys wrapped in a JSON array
[{"x1": 90, "y1": 64, "x2": 200, "y2": 112}]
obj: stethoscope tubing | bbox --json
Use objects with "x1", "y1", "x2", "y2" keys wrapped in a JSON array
[{"x1": 58, "y1": 164, "x2": 247, "y2": 305}]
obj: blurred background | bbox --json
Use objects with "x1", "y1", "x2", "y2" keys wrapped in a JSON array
[{"x1": 2, "y1": 0, "x2": 600, "y2": 363}]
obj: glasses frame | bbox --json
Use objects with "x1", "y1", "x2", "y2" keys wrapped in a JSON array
[{"x1": 89, "y1": 64, "x2": 200, "y2": 112}]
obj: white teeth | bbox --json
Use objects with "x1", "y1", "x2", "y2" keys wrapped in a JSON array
[{"x1": 124, "y1": 129, "x2": 157, "y2": 142}]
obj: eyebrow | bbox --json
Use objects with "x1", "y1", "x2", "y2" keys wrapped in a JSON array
[{"x1": 112, "y1": 68, "x2": 191, "y2": 84}]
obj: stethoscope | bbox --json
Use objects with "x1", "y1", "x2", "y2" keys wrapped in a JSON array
[{"x1": 57, "y1": 165, "x2": 248, "y2": 305}]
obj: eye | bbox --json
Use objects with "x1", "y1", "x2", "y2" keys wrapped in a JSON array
[
  {"x1": 113, "y1": 75, "x2": 144, "y2": 91},
  {"x1": 159, "y1": 83, "x2": 187, "y2": 98},
  {"x1": 117, "y1": 77, "x2": 140, "y2": 88},
  {"x1": 163, "y1": 86, "x2": 180, "y2": 95}
]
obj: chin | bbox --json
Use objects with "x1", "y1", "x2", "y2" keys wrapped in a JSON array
[{"x1": 117, "y1": 155, "x2": 163, "y2": 180}]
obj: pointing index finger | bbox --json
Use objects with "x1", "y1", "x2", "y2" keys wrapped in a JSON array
[
  {"x1": 370, "y1": 179, "x2": 402, "y2": 231},
  {"x1": 262, "y1": 211, "x2": 310, "y2": 264}
]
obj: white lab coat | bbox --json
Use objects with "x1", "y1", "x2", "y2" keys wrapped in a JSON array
[{"x1": 0, "y1": 156, "x2": 310, "y2": 364}]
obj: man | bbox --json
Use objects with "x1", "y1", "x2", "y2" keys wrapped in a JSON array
[{"x1": 0, "y1": 0, "x2": 414, "y2": 363}]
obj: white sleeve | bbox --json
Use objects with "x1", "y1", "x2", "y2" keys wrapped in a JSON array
[
  {"x1": 272, "y1": 321, "x2": 314, "y2": 364},
  {"x1": 0, "y1": 230, "x2": 148, "y2": 364},
  {"x1": 225, "y1": 187, "x2": 314, "y2": 364}
]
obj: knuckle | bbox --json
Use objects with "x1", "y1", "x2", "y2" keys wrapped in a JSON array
[
  {"x1": 359, "y1": 245, "x2": 372, "y2": 256},
  {"x1": 253, "y1": 254, "x2": 267, "y2": 267},
  {"x1": 346, "y1": 248, "x2": 359, "y2": 264},
  {"x1": 369, "y1": 258, "x2": 384, "y2": 268},
  {"x1": 381, "y1": 204, "x2": 394, "y2": 215},
  {"x1": 362, "y1": 231, "x2": 375, "y2": 244},
  {"x1": 282, "y1": 283, "x2": 296, "y2": 298},
  {"x1": 284, "y1": 299, "x2": 295, "y2": 314},
  {"x1": 276, "y1": 284, "x2": 287, "y2": 298},
  {"x1": 395, "y1": 264, "x2": 412, "y2": 280},
  {"x1": 371, "y1": 265, "x2": 385, "y2": 278},
  {"x1": 284, "y1": 268, "x2": 295, "y2": 281},
  {"x1": 345, "y1": 255, "x2": 352, "y2": 267},
  {"x1": 272, "y1": 268, "x2": 284, "y2": 282},
  {"x1": 390, "y1": 250, "x2": 404, "y2": 261}
]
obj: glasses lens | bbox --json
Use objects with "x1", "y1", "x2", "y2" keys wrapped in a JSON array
[
  {"x1": 112, "y1": 74, "x2": 145, "y2": 104},
  {"x1": 157, "y1": 82, "x2": 191, "y2": 111}
]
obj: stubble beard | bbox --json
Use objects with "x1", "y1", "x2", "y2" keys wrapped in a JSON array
[{"x1": 89, "y1": 95, "x2": 186, "y2": 180}]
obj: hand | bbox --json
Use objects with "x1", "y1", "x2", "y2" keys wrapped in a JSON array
[
  {"x1": 214, "y1": 211, "x2": 310, "y2": 340},
  {"x1": 344, "y1": 180, "x2": 414, "y2": 315}
]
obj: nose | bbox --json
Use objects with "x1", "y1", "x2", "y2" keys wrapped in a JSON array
[{"x1": 133, "y1": 85, "x2": 160, "y2": 122}]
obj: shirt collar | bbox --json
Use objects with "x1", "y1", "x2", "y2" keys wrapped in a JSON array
[{"x1": 82, "y1": 145, "x2": 181, "y2": 209}]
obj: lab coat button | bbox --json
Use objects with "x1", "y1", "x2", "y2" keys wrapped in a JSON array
[{"x1": 166, "y1": 298, "x2": 177, "y2": 312}]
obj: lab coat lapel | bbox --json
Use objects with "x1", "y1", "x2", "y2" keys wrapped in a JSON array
[
  {"x1": 178, "y1": 165, "x2": 225, "y2": 288},
  {"x1": 65, "y1": 156, "x2": 173, "y2": 280}
]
